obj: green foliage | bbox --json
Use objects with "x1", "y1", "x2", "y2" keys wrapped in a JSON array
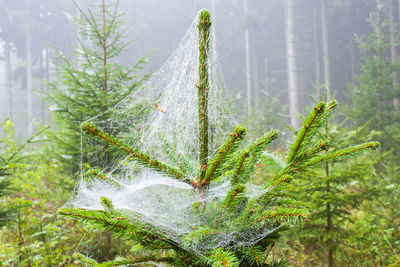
[
  {"x1": 0, "y1": 120, "x2": 81, "y2": 266},
  {"x1": 341, "y1": 7, "x2": 400, "y2": 265},
  {"x1": 0, "y1": 160, "x2": 78, "y2": 266},
  {"x1": 349, "y1": 10, "x2": 400, "y2": 152},
  {"x1": 338, "y1": 151, "x2": 400, "y2": 266},
  {"x1": 82, "y1": 122, "x2": 187, "y2": 182},
  {"x1": 0, "y1": 119, "x2": 47, "y2": 227},
  {"x1": 281, "y1": 119, "x2": 380, "y2": 266},
  {"x1": 0, "y1": 119, "x2": 19, "y2": 227},
  {"x1": 58, "y1": 9, "x2": 379, "y2": 267},
  {"x1": 207, "y1": 248, "x2": 240, "y2": 267},
  {"x1": 198, "y1": 9, "x2": 212, "y2": 182},
  {"x1": 46, "y1": 0, "x2": 150, "y2": 173}
]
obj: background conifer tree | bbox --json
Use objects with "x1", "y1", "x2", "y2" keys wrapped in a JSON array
[
  {"x1": 0, "y1": 120, "x2": 17, "y2": 226},
  {"x1": 58, "y1": 10, "x2": 379, "y2": 266},
  {"x1": 46, "y1": 0, "x2": 150, "y2": 174},
  {"x1": 282, "y1": 116, "x2": 379, "y2": 266},
  {"x1": 349, "y1": 5, "x2": 400, "y2": 153},
  {"x1": 46, "y1": 0, "x2": 151, "y2": 261},
  {"x1": 347, "y1": 6, "x2": 400, "y2": 264}
]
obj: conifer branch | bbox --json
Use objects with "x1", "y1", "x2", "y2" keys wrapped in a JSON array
[
  {"x1": 159, "y1": 134, "x2": 194, "y2": 175},
  {"x1": 58, "y1": 207, "x2": 178, "y2": 249},
  {"x1": 250, "y1": 247, "x2": 261, "y2": 264},
  {"x1": 58, "y1": 208, "x2": 127, "y2": 230},
  {"x1": 73, "y1": 253, "x2": 175, "y2": 266},
  {"x1": 245, "y1": 129, "x2": 279, "y2": 156},
  {"x1": 287, "y1": 100, "x2": 337, "y2": 162},
  {"x1": 214, "y1": 185, "x2": 246, "y2": 226},
  {"x1": 259, "y1": 153, "x2": 285, "y2": 173},
  {"x1": 296, "y1": 141, "x2": 380, "y2": 170},
  {"x1": 302, "y1": 141, "x2": 327, "y2": 158},
  {"x1": 205, "y1": 126, "x2": 247, "y2": 182},
  {"x1": 82, "y1": 123, "x2": 189, "y2": 183},
  {"x1": 73, "y1": 253, "x2": 98, "y2": 265},
  {"x1": 230, "y1": 129, "x2": 278, "y2": 185},
  {"x1": 231, "y1": 153, "x2": 248, "y2": 185},
  {"x1": 6, "y1": 125, "x2": 49, "y2": 163},
  {"x1": 84, "y1": 168, "x2": 122, "y2": 188},
  {"x1": 249, "y1": 210, "x2": 307, "y2": 226},
  {"x1": 100, "y1": 196, "x2": 114, "y2": 212},
  {"x1": 262, "y1": 242, "x2": 275, "y2": 266}
]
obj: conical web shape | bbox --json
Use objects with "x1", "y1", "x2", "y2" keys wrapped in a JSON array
[{"x1": 66, "y1": 14, "x2": 272, "y2": 252}]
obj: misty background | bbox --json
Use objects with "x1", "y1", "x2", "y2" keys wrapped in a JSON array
[{"x1": 0, "y1": 0, "x2": 388, "y2": 137}]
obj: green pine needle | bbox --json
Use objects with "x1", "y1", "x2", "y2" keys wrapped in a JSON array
[
  {"x1": 287, "y1": 100, "x2": 337, "y2": 163},
  {"x1": 205, "y1": 126, "x2": 247, "y2": 182},
  {"x1": 82, "y1": 122, "x2": 189, "y2": 183}
]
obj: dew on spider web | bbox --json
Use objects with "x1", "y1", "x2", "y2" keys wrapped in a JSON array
[{"x1": 67, "y1": 12, "x2": 276, "y2": 256}]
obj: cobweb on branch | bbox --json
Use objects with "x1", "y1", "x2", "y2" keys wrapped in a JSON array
[{"x1": 66, "y1": 12, "x2": 275, "y2": 256}]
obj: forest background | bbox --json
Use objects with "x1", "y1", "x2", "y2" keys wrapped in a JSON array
[{"x1": 0, "y1": 0, "x2": 399, "y2": 266}]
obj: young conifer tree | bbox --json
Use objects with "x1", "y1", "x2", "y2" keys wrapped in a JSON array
[
  {"x1": 46, "y1": 0, "x2": 150, "y2": 174},
  {"x1": 349, "y1": 4, "x2": 400, "y2": 153},
  {"x1": 47, "y1": 0, "x2": 151, "y2": 261},
  {"x1": 0, "y1": 120, "x2": 16, "y2": 226},
  {"x1": 59, "y1": 10, "x2": 379, "y2": 266},
  {"x1": 348, "y1": 7, "x2": 400, "y2": 263},
  {"x1": 0, "y1": 120, "x2": 47, "y2": 226},
  {"x1": 282, "y1": 117, "x2": 379, "y2": 266}
]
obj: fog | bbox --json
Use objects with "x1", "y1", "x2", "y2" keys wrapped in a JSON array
[
  {"x1": 1, "y1": 1, "x2": 400, "y2": 266},
  {"x1": 0, "y1": 0, "x2": 390, "y2": 136}
]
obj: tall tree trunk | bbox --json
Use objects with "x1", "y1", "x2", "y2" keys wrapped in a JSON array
[
  {"x1": 264, "y1": 58, "x2": 270, "y2": 125},
  {"x1": 251, "y1": 31, "x2": 260, "y2": 108},
  {"x1": 390, "y1": 0, "x2": 399, "y2": 110},
  {"x1": 349, "y1": 1, "x2": 358, "y2": 87},
  {"x1": 398, "y1": 0, "x2": 400, "y2": 32},
  {"x1": 5, "y1": 41, "x2": 12, "y2": 120},
  {"x1": 284, "y1": 0, "x2": 299, "y2": 129},
  {"x1": 324, "y1": 104, "x2": 333, "y2": 267},
  {"x1": 100, "y1": 0, "x2": 109, "y2": 168},
  {"x1": 26, "y1": 29, "x2": 34, "y2": 136},
  {"x1": 44, "y1": 47, "x2": 50, "y2": 124},
  {"x1": 100, "y1": 0, "x2": 113, "y2": 260},
  {"x1": 326, "y1": 164, "x2": 333, "y2": 267},
  {"x1": 244, "y1": 0, "x2": 252, "y2": 116},
  {"x1": 40, "y1": 49, "x2": 45, "y2": 123},
  {"x1": 313, "y1": 0, "x2": 321, "y2": 99},
  {"x1": 376, "y1": 1, "x2": 383, "y2": 133},
  {"x1": 321, "y1": 0, "x2": 331, "y2": 98}
]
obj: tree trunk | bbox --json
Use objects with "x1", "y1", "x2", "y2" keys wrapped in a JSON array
[
  {"x1": 376, "y1": 1, "x2": 383, "y2": 133},
  {"x1": 326, "y1": 180, "x2": 333, "y2": 267},
  {"x1": 26, "y1": 29, "x2": 34, "y2": 136},
  {"x1": 5, "y1": 41, "x2": 12, "y2": 120},
  {"x1": 244, "y1": 0, "x2": 252, "y2": 116},
  {"x1": 44, "y1": 47, "x2": 50, "y2": 124},
  {"x1": 390, "y1": 0, "x2": 399, "y2": 110},
  {"x1": 100, "y1": 0, "x2": 113, "y2": 260},
  {"x1": 321, "y1": 0, "x2": 331, "y2": 98},
  {"x1": 284, "y1": 0, "x2": 299, "y2": 129},
  {"x1": 398, "y1": 0, "x2": 400, "y2": 32},
  {"x1": 251, "y1": 31, "x2": 260, "y2": 108},
  {"x1": 313, "y1": 0, "x2": 321, "y2": 99},
  {"x1": 349, "y1": 1, "x2": 358, "y2": 87},
  {"x1": 40, "y1": 49, "x2": 45, "y2": 123},
  {"x1": 324, "y1": 114, "x2": 333, "y2": 267},
  {"x1": 264, "y1": 58, "x2": 270, "y2": 125}
]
